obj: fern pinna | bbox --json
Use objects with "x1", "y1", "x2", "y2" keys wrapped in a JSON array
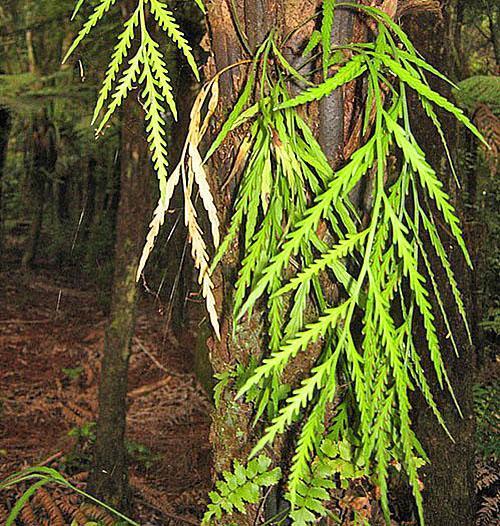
[{"x1": 204, "y1": 4, "x2": 484, "y2": 526}]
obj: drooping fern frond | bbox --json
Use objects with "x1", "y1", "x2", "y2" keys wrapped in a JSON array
[
  {"x1": 67, "y1": 0, "x2": 223, "y2": 332},
  {"x1": 204, "y1": 4, "x2": 483, "y2": 525}
]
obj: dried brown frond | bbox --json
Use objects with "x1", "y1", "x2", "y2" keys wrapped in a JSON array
[
  {"x1": 20, "y1": 501, "x2": 37, "y2": 525},
  {"x1": 137, "y1": 78, "x2": 221, "y2": 337},
  {"x1": 33, "y1": 487, "x2": 65, "y2": 526},
  {"x1": 80, "y1": 503, "x2": 115, "y2": 526}
]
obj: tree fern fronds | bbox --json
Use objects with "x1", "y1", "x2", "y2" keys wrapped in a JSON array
[
  {"x1": 386, "y1": 114, "x2": 472, "y2": 267},
  {"x1": 142, "y1": 32, "x2": 177, "y2": 118},
  {"x1": 276, "y1": 55, "x2": 367, "y2": 109},
  {"x1": 141, "y1": 57, "x2": 171, "y2": 183},
  {"x1": 71, "y1": 0, "x2": 86, "y2": 20},
  {"x1": 148, "y1": 0, "x2": 200, "y2": 80},
  {"x1": 385, "y1": 199, "x2": 446, "y2": 387},
  {"x1": 302, "y1": 29, "x2": 322, "y2": 57},
  {"x1": 287, "y1": 401, "x2": 326, "y2": 506},
  {"x1": 418, "y1": 96, "x2": 460, "y2": 187},
  {"x1": 185, "y1": 195, "x2": 220, "y2": 338},
  {"x1": 92, "y1": 6, "x2": 141, "y2": 125},
  {"x1": 237, "y1": 301, "x2": 352, "y2": 400},
  {"x1": 321, "y1": 0, "x2": 336, "y2": 77},
  {"x1": 204, "y1": 66, "x2": 259, "y2": 161},
  {"x1": 338, "y1": 2, "x2": 417, "y2": 56},
  {"x1": 250, "y1": 344, "x2": 344, "y2": 458},
  {"x1": 420, "y1": 209, "x2": 471, "y2": 343},
  {"x1": 64, "y1": 0, "x2": 118, "y2": 63},
  {"x1": 233, "y1": 211, "x2": 274, "y2": 317},
  {"x1": 137, "y1": 144, "x2": 185, "y2": 280},
  {"x1": 406, "y1": 210, "x2": 460, "y2": 357},
  {"x1": 404, "y1": 313, "x2": 453, "y2": 440},
  {"x1": 237, "y1": 140, "x2": 376, "y2": 319}
]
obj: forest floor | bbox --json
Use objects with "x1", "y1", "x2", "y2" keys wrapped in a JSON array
[
  {"x1": 0, "y1": 254, "x2": 212, "y2": 525},
  {"x1": 0, "y1": 246, "x2": 498, "y2": 526}
]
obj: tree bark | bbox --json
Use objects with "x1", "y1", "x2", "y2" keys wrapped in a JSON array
[
  {"x1": 88, "y1": 94, "x2": 152, "y2": 510},
  {"x1": 405, "y1": 4, "x2": 476, "y2": 525},
  {"x1": 0, "y1": 107, "x2": 11, "y2": 263},
  {"x1": 204, "y1": 2, "x2": 321, "y2": 524}
]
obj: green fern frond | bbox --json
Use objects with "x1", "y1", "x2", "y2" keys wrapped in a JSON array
[
  {"x1": 276, "y1": 55, "x2": 367, "y2": 109},
  {"x1": 64, "y1": 0, "x2": 118, "y2": 63},
  {"x1": 202, "y1": 456, "x2": 281, "y2": 524},
  {"x1": 92, "y1": 6, "x2": 141, "y2": 125},
  {"x1": 321, "y1": 0, "x2": 336, "y2": 76},
  {"x1": 148, "y1": 0, "x2": 200, "y2": 80}
]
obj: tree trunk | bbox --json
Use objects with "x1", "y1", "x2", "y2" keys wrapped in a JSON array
[
  {"x1": 205, "y1": 3, "x2": 280, "y2": 525},
  {"x1": 0, "y1": 107, "x2": 11, "y2": 263},
  {"x1": 405, "y1": 4, "x2": 476, "y2": 525},
  {"x1": 205, "y1": 2, "x2": 323, "y2": 524},
  {"x1": 87, "y1": 94, "x2": 152, "y2": 510},
  {"x1": 22, "y1": 116, "x2": 57, "y2": 269}
]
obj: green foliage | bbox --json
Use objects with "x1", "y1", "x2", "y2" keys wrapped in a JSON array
[
  {"x1": 65, "y1": 0, "x2": 201, "y2": 203},
  {"x1": 453, "y1": 76, "x2": 500, "y2": 116},
  {"x1": 288, "y1": 434, "x2": 370, "y2": 525},
  {"x1": 474, "y1": 381, "x2": 500, "y2": 460},
  {"x1": 203, "y1": 455, "x2": 281, "y2": 524},
  {"x1": 0, "y1": 467, "x2": 138, "y2": 526},
  {"x1": 72, "y1": 1, "x2": 484, "y2": 525},
  {"x1": 206, "y1": 4, "x2": 481, "y2": 525}
]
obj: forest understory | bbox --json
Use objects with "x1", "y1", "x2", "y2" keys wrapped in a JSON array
[{"x1": 0, "y1": 244, "x2": 213, "y2": 525}]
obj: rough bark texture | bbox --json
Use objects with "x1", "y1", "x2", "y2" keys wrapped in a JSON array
[
  {"x1": 0, "y1": 107, "x2": 11, "y2": 262},
  {"x1": 88, "y1": 94, "x2": 151, "y2": 510},
  {"x1": 405, "y1": 4, "x2": 476, "y2": 524}
]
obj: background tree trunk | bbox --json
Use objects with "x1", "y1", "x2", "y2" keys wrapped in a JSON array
[
  {"x1": 87, "y1": 94, "x2": 152, "y2": 510},
  {"x1": 405, "y1": 4, "x2": 476, "y2": 524},
  {"x1": 21, "y1": 116, "x2": 57, "y2": 269},
  {"x1": 0, "y1": 107, "x2": 11, "y2": 262}
]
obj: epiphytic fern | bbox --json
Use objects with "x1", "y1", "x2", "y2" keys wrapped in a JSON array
[{"x1": 205, "y1": 4, "x2": 484, "y2": 525}]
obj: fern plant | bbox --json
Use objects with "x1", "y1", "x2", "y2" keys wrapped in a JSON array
[
  {"x1": 65, "y1": 0, "x2": 223, "y2": 333},
  {"x1": 202, "y1": 455, "x2": 281, "y2": 524},
  {"x1": 203, "y1": 4, "x2": 484, "y2": 525}
]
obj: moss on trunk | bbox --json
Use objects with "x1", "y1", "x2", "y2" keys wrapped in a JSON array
[{"x1": 88, "y1": 93, "x2": 151, "y2": 511}]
